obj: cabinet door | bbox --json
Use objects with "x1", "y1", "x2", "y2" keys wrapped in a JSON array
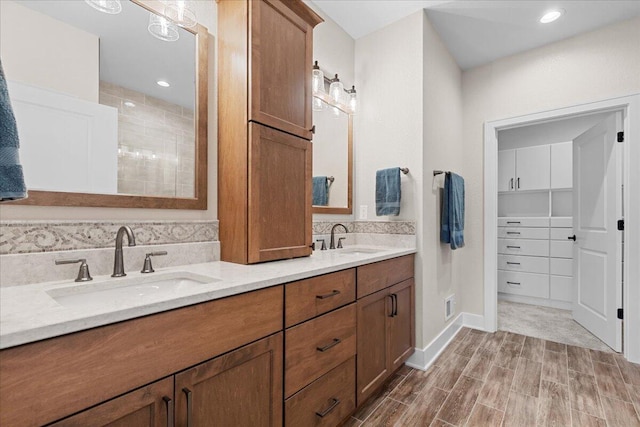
[
  {"x1": 516, "y1": 145, "x2": 550, "y2": 191},
  {"x1": 248, "y1": 123, "x2": 312, "y2": 263},
  {"x1": 175, "y1": 333, "x2": 283, "y2": 427},
  {"x1": 551, "y1": 142, "x2": 572, "y2": 189},
  {"x1": 50, "y1": 377, "x2": 173, "y2": 427},
  {"x1": 498, "y1": 149, "x2": 516, "y2": 192},
  {"x1": 249, "y1": 0, "x2": 315, "y2": 139},
  {"x1": 356, "y1": 288, "x2": 391, "y2": 406},
  {"x1": 388, "y1": 279, "x2": 415, "y2": 372}
]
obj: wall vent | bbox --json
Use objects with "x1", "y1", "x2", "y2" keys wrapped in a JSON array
[{"x1": 444, "y1": 294, "x2": 456, "y2": 321}]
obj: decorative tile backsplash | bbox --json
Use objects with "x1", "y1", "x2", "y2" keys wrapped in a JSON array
[
  {"x1": 312, "y1": 221, "x2": 415, "y2": 235},
  {"x1": 0, "y1": 220, "x2": 218, "y2": 255}
]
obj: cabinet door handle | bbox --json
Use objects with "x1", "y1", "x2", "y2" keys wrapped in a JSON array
[
  {"x1": 506, "y1": 245, "x2": 521, "y2": 249},
  {"x1": 510, "y1": 178, "x2": 513, "y2": 190},
  {"x1": 163, "y1": 396, "x2": 174, "y2": 427},
  {"x1": 317, "y1": 338, "x2": 341, "y2": 352},
  {"x1": 506, "y1": 221, "x2": 521, "y2": 224},
  {"x1": 506, "y1": 231, "x2": 521, "y2": 235},
  {"x1": 392, "y1": 294, "x2": 398, "y2": 316},
  {"x1": 507, "y1": 281, "x2": 521, "y2": 286},
  {"x1": 517, "y1": 177, "x2": 520, "y2": 189},
  {"x1": 387, "y1": 295, "x2": 394, "y2": 317},
  {"x1": 182, "y1": 388, "x2": 193, "y2": 427},
  {"x1": 316, "y1": 290, "x2": 341, "y2": 299},
  {"x1": 311, "y1": 125, "x2": 316, "y2": 134},
  {"x1": 316, "y1": 398, "x2": 340, "y2": 418},
  {"x1": 568, "y1": 235, "x2": 576, "y2": 241},
  {"x1": 506, "y1": 262, "x2": 521, "y2": 265}
]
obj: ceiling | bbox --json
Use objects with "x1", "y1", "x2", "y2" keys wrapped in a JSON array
[{"x1": 311, "y1": 0, "x2": 640, "y2": 70}]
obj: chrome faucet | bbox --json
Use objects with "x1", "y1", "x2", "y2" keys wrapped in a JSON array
[
  {"x1": 329, "y1": 223, "x2": 348, "y2": 249},
  {"x1": 112, "y1": 226, "x2": 136, "y2": 277}
]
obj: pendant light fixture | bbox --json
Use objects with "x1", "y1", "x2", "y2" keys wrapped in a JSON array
[
  {"x1": 329, "y1": 74, "x2": 343, "y2": 104},
  {"x1": 84, "y1": 0, "x2": 122, "y2": 14},
  {"x1": 312, "y1": 61, "x2": 325, "y2": 94},
  {"x1": 165, "y1": 0, "x2": 197, "y2": 28},
  {"x1": 148, "y1": 12, "x2": 179, "y2": 42}
]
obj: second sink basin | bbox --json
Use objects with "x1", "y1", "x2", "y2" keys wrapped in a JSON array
[
  {"x1": 336, "y1": 247, "x2": 384, "y2": 256},
  {"x1": 47, "y1": 271, "x2": 219, "y2": 308}
]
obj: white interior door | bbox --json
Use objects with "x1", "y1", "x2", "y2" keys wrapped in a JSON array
[{"x1": 572, "y1": 113, "x2": 622, "y2": 351}]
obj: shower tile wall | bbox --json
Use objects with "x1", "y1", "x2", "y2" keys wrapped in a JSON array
[{"x1": 99, "y1": 81, "x2": 195, "y2": 198}]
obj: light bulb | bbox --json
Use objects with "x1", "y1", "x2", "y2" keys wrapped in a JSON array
[
  {"x1": 313, "y1": 97, "x2": 325, "y2": 112},
  {"x1": 85, "y1": 0, "x2": 122, "y2": 14},
  {"x1": 312, "y1": 61, "x2": 325, "y2": 94},
  {"x1": 329, "y1": 75, "x2": 343, "y2": 104},
  {"x1": 148, "y1": 12, "x2": 179, "y2": 42}
]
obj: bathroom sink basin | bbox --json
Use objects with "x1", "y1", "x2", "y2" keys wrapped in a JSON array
[
  {"x1": 47, "y1": 271, "x2": 219, "y2": 307},
  {"x1": 336, "y1": 247, "x2": 384, "y2": 256}
]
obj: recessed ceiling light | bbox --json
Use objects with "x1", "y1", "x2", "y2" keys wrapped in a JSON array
[
  {"x1": 157, "y1": 80, "x2": 170, "y2": 87},
  {"x1": 124, "y1": 101, "x2": 135, "y2": 107},
  {"x1": 540, "y1": 9, "x2": 563, "y2": 24}
]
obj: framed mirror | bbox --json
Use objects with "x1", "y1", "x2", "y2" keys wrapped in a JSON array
[
  {"x1": 312, "y1": 96, "x2": 353, "y2": 214},
  {"x1": 0, "y1": 0, "x2": 208, "y2": 209}
]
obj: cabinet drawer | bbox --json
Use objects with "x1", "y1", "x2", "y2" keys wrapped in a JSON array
[
  {"x1": 498, "y1": 270, "x2": 549, "y2": 298},
  {"x1": 498, "y1": 227, "x2": 549, "y2": 240},
  {"x1": 286, "y1": 269, "x2": 355, "y2": 327},
  {"x1": 357, "y1": 255, "x2": 414, "y2": 298},
  {"x1": 550, "y1": 258, "x2": 573, "y2": 276},
  {"x1": 285, "y1": 357, "x2": 355, "y2": 427},
  {"x1": 498, "y1": 255, "x2": 549, "y2": 274},
  {"x1": 498, "y1": 217, "x2": 550, "y2": 227},
  {"x1": 550, "y1": 240, "x2": 573, "y2": 258},
  {"x1": 550, "y1": 275, "x2": 573, "y2": 302},
  {"x1": 550, "y1": 228, "x2": 574, "y2": 241},
  {"x1": 550, "y1": 217, "x2": 573, "y2": 228},
  {"x1": 285, "y1": 304, "x2": 356, "y2": 397},
  {"x1": 498, "y1": 239, "x2": 549, "y2": 257}
]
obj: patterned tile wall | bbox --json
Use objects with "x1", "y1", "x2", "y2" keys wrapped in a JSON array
[{"x1": 312, "y1": 221, "x2": 416, "y2": 235}]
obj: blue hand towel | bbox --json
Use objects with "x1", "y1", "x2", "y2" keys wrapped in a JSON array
[
  {"x1": 312, "y1": 176, "x2": 329, "y2": 206},
  {"x1": 376, "y1": 167, "x2": 401, "y2": 216},
  {"x1": 441, "y1": 172, "x2": 465, "y2": 249},
  {"x1": 0, "y1": 59, "x2": 27, "y2": 201}
]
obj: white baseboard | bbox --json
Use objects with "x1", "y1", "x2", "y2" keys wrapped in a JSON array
[{"x1": 405, "y1": 312, "x2": 486, "y2": 371}]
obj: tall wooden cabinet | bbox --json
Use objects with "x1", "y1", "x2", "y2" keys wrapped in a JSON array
[{"x1": 218, "y1": 0, "x2": 322, "y2": 264}]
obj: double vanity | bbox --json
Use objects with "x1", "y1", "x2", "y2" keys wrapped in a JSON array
[{"x1": 0, "y1": 245, "x2": 415, "y2": 426}]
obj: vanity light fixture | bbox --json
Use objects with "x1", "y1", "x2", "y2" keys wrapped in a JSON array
[
  {"x1": 148, "y1": 13, "x2": 180, "y2": 42},
  {"x1": 329, "y1": 74, "x2": 344, "y2": 104},
  {"x1": 312, "y1": 61, "x2": 325, "y2": 94},
  {"x1": 157, "y1": 80, "x2": 171, "y2": 87},
  {"x1": 346, "y1": 86, "x2": 357, "y2": 113},
  {"x1": 539, "y1": 9, "x2": 563, "y2": 24},
  {"x1": 84, "y1": 0, "x2": 122, "y2": 14},
  {"x1": 165, "y1": 0, "x2": 197, "y2": 28}
]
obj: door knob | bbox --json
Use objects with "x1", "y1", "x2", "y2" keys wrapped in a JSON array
[{"x1": 568, "y1": 235, "x2": 576, "y2": 241}]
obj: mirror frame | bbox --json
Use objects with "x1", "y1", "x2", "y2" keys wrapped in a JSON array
[
  {"x1": 8, "y1": 0, "x2": 209, "y2": 210},
  {"x1": 311, "y1": 92, "x2": 353, "y2": 215}
]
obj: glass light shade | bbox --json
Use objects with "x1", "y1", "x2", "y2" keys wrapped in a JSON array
[
  {"x1": 84, "y1": 0, "x2": 122, "y2": 14},
  {"x1": 329, "y1": 77, "x2": 343, "y2": 104},
  {"x1": 348, "y1": 87, "x2": 357, "y2": 112},
  {"x1": 312, "y1": 96, "x2": 325, "y2": 112},
  {"x1": 165, "y1": 0, "x2": 197, "y2": 28},
  {"x1": 148, "y1": 13, "x2": 180, "y2": 42},
  {"x1": 312, "y1": 69, "x2": 325, "y2": 94}
]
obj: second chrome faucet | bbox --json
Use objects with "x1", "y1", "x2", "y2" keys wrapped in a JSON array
[{"x1": 112, "y1": 226, "x2": 136, "y2": 277}]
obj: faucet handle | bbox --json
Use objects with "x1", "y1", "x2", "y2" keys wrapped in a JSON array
[
  {"x1": 337, "y1": 237, "x2": 346, "y2": 249},
  {"x1": 316, "y1": 239, "x2": 327, "y2": 251},
  {"x1": 55, "y1": 258, "x2": 92, "y2": 282},
  {"x1": 141, "y1": 251, "x2": 168, "y2": 273}
]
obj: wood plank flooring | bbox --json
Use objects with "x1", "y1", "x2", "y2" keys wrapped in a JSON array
[{"x1": 346, "y1": 328, "x2": 640, "y2": 426}]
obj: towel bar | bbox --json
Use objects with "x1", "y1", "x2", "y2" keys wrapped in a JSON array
[
  {"x1": 327, "y1": 176, "x2": 335, "y2": 184},
  {"x1": 433, "y1": 170, "x2": 447, "y2": 176},
  {"x1": 400, "y1": 168, "x2": 409, "y2": 174}
]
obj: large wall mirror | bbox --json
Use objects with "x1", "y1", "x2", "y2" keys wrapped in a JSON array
[
  {"x1": 312, "y1": 95, "x2": 353, "y2": 214},
  {"x1": 0, "y1": 0, "x2": 208, "y2": 209}
]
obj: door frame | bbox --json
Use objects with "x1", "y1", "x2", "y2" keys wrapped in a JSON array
[{"x1": 483, "y1": 94, "x2": 640, "y2": 363}]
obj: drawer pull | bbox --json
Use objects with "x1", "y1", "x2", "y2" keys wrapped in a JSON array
[
  {"x1": 163, "y1": 396, "x2": 174, "y2": 427},
  {"x1": 183, "y1": 388, "x2": 193, "y2": 427},
  {"x1": 506, "y1": 262, "x2": 521, "y2": 265},
  {"x1": 316, "y1": 398, "x2": 341, "y2": 418},
  {"x1": 317, "y1": 338, "x2": 341, "y2": 352},
  {"x1": 507, "y1": 281, "x2": 521, "y2": 286},
  {"x1": 506, "y1": 232, "x2": 521, "y2": 235},
  {"x1": 316, "y1": 290, "x2": 341, "y2": 299},
  {"x1": 506, "y1": 245, "x2": 521, "y2": 249},
  {"x1": 506, "y1": 221, "x2": 521, "y2": 224}
]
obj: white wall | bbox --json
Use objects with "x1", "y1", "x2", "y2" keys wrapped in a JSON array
[
  {"x1": 0, "y1": 0, "x2": 217, "y2": 221},
  {"x1": 0, "y1": 1, "x2": 99, "y2": 103},
  {"x1": 461, "y1": 17, "x2": 640, "y2": 317}
]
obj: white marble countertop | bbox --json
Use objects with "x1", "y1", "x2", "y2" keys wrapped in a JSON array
[{"x1": 0, "y1": 245, "x2": 415, "y2": 349}]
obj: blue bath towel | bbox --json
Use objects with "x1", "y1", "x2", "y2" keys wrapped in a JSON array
[
  {"x1": 376, "y1": 167, "x2": 401, "y2": 216},
  {"x1": 313, "y1": 176, "x2": 329, "y2": 206},
  {"x1": 0, "y1": 60, "x2": 27, "y2": 201},
  {"x1": 441, "y1": 172, "x2": 465, "y2": 249}
]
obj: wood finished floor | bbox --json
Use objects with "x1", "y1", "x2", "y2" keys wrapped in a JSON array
[{"x1": 344, "y1": 328, "x2": 640, "y2": 426}]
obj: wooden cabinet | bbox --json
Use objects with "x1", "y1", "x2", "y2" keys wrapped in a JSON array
[
  {"x1": 218, "y1": 0, "x2": 322, "y2": 264},
  {"x1": 175, "y1": 333, "x2": 283, "y2": 427},
  {"x1": 49, "y1": 377, "x2": 174, "y2": 427},
  {"x1": 498, "y1": 145, "x2": 550, "y2": 192},
  {"x1": 356, "y1": 256, "x2": 415, "y2": 406}
]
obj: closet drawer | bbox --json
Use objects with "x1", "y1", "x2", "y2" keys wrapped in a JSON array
[
  {"x1": 550, "y1": 258, "x2": 573, "y2": 276},
  {"x1": 498, "y1": 255, "x2": 549, "y2": 274},
  {"x1": 498, "y1": 217, "x2": 550, "y2": 228},
  {"x1": 551, "y1": 217, "x2": 573, "y2": 228},
  {"x1": 550, "y1": 275, "x2": 572, "y2": 302},
  {"x1": 498, "y1": 227, "x2": 549, "y2": 240},
  {"x1": 498, "y1": 239, "x2": 549, "y2": 257},
  {"x1": 550, "y1": 240, "x2": 573, "y2": 259},
  {"x1": 550, "y1": 228, "x2": 574, "y2": 241},
  {"x1": 498, "y1": 271, "x2": 549, "y2": 299}
]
